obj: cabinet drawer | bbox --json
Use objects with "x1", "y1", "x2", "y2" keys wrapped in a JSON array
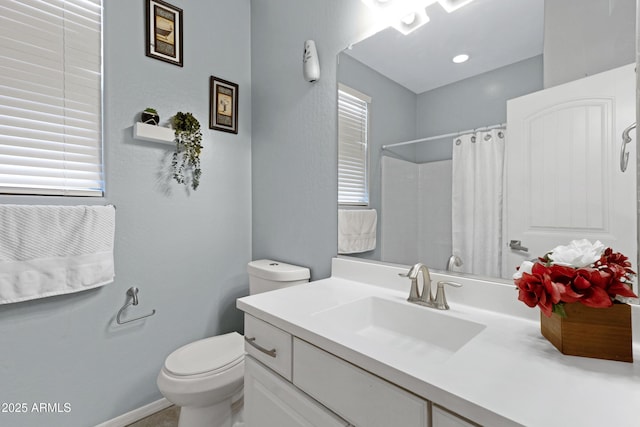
[
  {"x1": 245, "y1": 356, "x2": 349, "y2": 427},
  {"x1": 244, "y1": 314, "x2": 292, "y2": 380},
  {"x1": 432, "y1": 405, "x2": 480, "y2": 427},
  {"x1": 293, "y1": 338, "x2": 429, "y2": 427}
]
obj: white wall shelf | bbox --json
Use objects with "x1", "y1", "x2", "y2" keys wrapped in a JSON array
[{"x1": 133, "y1": 122, "x2": 175, "y2": 144}]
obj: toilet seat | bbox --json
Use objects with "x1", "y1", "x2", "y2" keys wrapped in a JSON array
[{"x1": 164, "y1": 332, "x2": 244, "y2": 377}]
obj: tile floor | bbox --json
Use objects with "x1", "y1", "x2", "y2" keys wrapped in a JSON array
[{"x1": 126, "y1": 405, "x2": 179, "y2": 427}]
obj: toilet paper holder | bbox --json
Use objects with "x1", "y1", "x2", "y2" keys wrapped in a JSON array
[{"x1": 116, "y1": 287, "x2": 156, "y2": 325}]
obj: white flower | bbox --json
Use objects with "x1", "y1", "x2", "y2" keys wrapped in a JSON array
[
  {"x1": 547, "y1": 239, "x2": 605, "y2": 268},
  {"x1": 513, "y1": 260, "x2": 534, "y2": 280}
]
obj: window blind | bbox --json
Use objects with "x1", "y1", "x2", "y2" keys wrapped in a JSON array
[
  {"x1": 338, "y1": 84, "x2": 370, "y2": 206},
  {"x1": 0, "y1": 0, "x2": 103, "y2": 196}
]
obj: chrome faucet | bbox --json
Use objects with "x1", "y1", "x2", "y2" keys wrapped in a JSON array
[
  {"x1": 402, "y1": 263, "x2": 434, "y2": 305},
  {"x1": 401, "y1": 263, "x2": 462, "y2": 310},
  {"x1": 433, "y1": 281, "x2": 463, "y2": 310},
  {"x1": 446, "y1": 254, "x2": 463, "y2": 271}
]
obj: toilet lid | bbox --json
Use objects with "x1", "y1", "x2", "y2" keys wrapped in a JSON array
[{"x1": 165, "y1": 332, "x2": 244, "y2": 376}]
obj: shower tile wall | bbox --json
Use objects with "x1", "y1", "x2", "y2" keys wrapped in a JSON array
[
  {"x1": 381, "y1": 156, "x2": 419, "y2": 263},
  {"x1": 381, "y1": 156, "x2": 452, "y2": 268},
  {"x1": 418, "y1": 159, "x2": 452, "y2": 268}
]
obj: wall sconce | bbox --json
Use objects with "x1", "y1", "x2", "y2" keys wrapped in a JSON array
[{"x1": 303, "y1": 40, "x2": 320, "y2": 83}]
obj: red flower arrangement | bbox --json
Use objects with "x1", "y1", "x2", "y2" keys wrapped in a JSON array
[{"x1": 514, "y1": 240, "x2": 637, "y2": 317}]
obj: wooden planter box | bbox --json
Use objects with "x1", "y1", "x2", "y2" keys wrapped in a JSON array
[{"x1": 540, "y1": 303, "x2": 633, "y2": 363}]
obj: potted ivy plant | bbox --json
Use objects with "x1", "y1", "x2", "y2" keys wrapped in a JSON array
[
  {"x1": 141, "y1": 107, "x2": 160, "y2": 125},
  {"x1": 171, "y1": 112, "x2": 203, "y2": 190}
]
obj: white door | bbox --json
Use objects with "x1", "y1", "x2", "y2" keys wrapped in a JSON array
[
  {"x1": 244, "y1": 356, "x2": 349, "y2": 427},
  {"x1": 503, "y1": 64, "x2": 636, "y2": 278}
]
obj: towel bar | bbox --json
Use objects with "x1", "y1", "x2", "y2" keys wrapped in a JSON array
[{"x1": 116, "y1": 287, "x2": 156, "y2": 325}]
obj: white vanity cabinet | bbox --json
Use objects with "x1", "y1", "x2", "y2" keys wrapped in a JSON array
[
  {"x1": 293, "y1": 338, "x2": 430, "y2": 427},
  {"x1": 239, "y1": 257, "x2": 640, "y2": 427},
  {"x1": 244, "y1": 356, "x2": 349, "y2": 427},
  {"x1": 243, "y1": 314, "x2": 435, "y2": 427},
  {"x1": 432, "y1": 406, "x2": 479, "y2": 427},
  {"x1": 244, "y1": 313, "x2": 293, "y2": 380},
  {"x1": 244, "y1": 314, "x2": 349, "y2": 426}
]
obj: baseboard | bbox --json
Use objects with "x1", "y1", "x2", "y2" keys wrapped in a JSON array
[{"x1": 94, "y1": 398, "x2": 173, "y2": 427}]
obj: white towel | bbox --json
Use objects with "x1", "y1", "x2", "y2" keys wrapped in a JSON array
[
  {"x1": 338, "y1": 209, "x2": 377, "y2": 254},
  {"x1": 0, "y1": 205, "x2": 115, "y2": 304}
]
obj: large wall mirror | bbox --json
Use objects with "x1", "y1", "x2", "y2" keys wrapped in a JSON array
[{"x1": 337, "y1": 0, "x2": 637, "y2": 282}]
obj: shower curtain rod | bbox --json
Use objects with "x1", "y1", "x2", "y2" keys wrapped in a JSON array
[{"x1": 381, "y1": 123, "x2": 506, "y2": 151}]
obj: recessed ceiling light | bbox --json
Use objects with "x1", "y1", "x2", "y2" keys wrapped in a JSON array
[{"x1": 452, "y1": 54, "x2": 469, "y2": 63}]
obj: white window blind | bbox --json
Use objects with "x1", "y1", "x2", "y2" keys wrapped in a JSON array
[
  {"x1": 0, "y1": 0, "x2": 104, "y2": 196},
  {"x1": 338, "y1": 84, "x2": 370, "y2": 205}
]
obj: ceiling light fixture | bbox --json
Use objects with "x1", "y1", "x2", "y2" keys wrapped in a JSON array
[
  {"x1": 361, "y1": 0, "x2": 435, "y2": 27},
  {"x1": 393, "y1": 8, "x2": 430, "y2": 35},
  {"x1": 362, "y1": 0, "x2": 432, "y2": 11},
  {"x1": 437, "y1": 0, "x2": 476, "y2": 13},
  {"x1": 452, "y1": 54, "x2": 469, "y2": 63},
  {"x1": 401, "y1": 12, "x2": 417, "y2": 25},
  {"x1": 361, "y1": 0, "x2": 474, "y2": 35}
]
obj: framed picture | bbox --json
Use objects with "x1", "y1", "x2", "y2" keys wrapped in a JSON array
[
  {"x1": 145, "y1": 0, "x2": 183, "y2": 67},
  {"x1": 210, "y1": 76, "x2": 239, "y2": 134}
]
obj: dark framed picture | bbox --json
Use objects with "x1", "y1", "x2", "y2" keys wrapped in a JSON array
[
  {"x1": 145, "y1": 0, "x2": 183, "y2": 67},
  {"x1": 210, "y1": 76, "x2": 239, "y2": 134}
]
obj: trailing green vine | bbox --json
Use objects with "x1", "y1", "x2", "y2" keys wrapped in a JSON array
[{"x1": 171, "y1": 112, "x2": 203, "y2": 190}]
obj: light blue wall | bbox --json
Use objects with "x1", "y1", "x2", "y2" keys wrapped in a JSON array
[
  {"x1": 0, "y1": 1, "x2": 251, "y2": 426},
  {"x1": 414, "y1": 55, "x2": 544, "y2": 163},
  {"x1": 543, "y1": 0, "x2": 635, "y2": 88},
  {"x1": 337, "y1": 53, "x2": 417, "y2": 260},
  {"x1": 251, "y1": 0, "x2": 374, "y2": 279}
]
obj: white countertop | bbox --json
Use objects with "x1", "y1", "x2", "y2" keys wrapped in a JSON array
[{"x1": 237, "y1": 257, "x2": 640, "y2": 427}]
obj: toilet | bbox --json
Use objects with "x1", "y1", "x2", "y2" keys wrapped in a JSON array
[{"x1": 157, "y1": 259, "x2": 310, "y2": 427}]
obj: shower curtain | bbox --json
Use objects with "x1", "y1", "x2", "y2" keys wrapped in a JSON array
[{"x1": 451, "y1": 128, "x2": 505, "y2": 277}]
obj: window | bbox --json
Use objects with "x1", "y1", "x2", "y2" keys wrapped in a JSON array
[
  {"x1": 338, "y1": 84, "x2": 370, "y2": 205},
  {"x1": 0, "y1": 0, "x2": 103, "y2": 196}
]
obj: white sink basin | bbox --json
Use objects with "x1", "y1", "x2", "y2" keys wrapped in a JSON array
[{"x1": 313, "y1": 296, "x2": 486, "y2": 362}]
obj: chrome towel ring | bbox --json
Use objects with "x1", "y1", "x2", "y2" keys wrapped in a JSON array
[{"x1": 116, "y1": 287, "x2": 156, "y2": 325}]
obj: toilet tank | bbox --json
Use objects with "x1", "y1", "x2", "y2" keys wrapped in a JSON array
[{"x1": 247, "y1": 259, "x2": 310, "y2": 295}]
